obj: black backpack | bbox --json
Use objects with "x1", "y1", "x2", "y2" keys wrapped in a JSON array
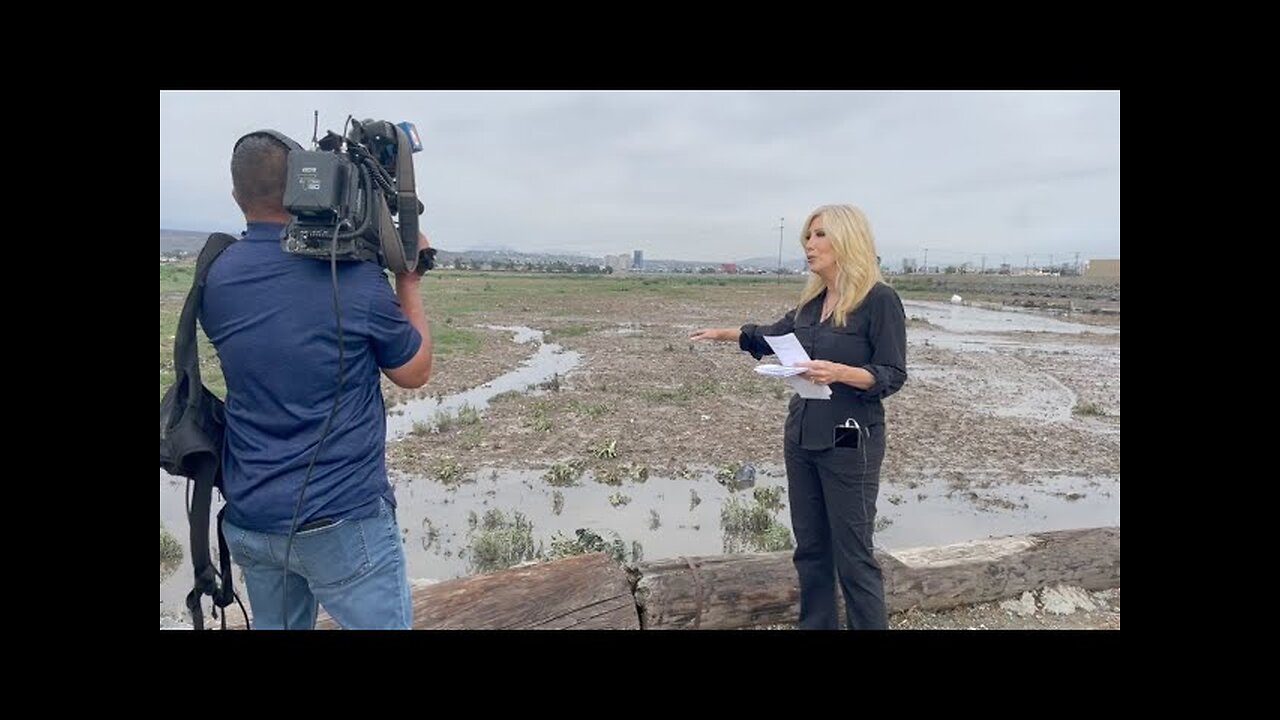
[{"x1": 159, "y1": 232, "x2": 248, "y2": 630}]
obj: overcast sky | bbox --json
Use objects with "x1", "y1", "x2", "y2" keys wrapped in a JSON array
[{"x1": 160, "y1": 90, "x2": 1119, "y2": 266}]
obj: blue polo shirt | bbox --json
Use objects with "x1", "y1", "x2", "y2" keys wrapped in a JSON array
[{"x1": 200, "y1": 223, "x2": 422, "y2": 534}]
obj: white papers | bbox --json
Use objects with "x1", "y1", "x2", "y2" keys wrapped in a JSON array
[
  {"x1": 762, "y1": 333, "x2": 809, "y2": 367},
  {"x1": 760, "y1": 333, "x2": 831, "y2": 400},
  {"x1": 782, "y1": 374, "x2": 832, "y2": 400},
  {"x1": 753, "y1": 364, "x2": 807, "y2": 378}
]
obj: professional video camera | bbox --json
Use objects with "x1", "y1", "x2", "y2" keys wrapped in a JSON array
[{"x1": 281, "y1": 118, "x2": 435, "y2": 275}]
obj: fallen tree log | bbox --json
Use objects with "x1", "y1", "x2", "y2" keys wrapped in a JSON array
[
  {"x1": 219, "y1": 526, "x2": 1118, "y2": 630},
  {"x1": 225, "y1": 550, "x2": 639, "y2": 630},
  {"x1": 634, "y1": 526, "x2": 1120, "y2": 629}
]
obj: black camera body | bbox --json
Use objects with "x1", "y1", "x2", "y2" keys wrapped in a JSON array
[{"x1": 281, "y1": 119, "x2": 434, "y2": 275}]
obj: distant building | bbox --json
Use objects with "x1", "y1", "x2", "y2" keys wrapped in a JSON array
[
  {"x1": 633, "y1": 250, "x2": 644, "y2": 270},
  {"x1": 721, "y1": 263, "x2": 738, "y2": 274},
  {"x1": 1086, "y1": 259, "x2": 1120, "y2": 278},
  {"x1": 606, "y1": 254, "x2": 629, "y2": 273}
]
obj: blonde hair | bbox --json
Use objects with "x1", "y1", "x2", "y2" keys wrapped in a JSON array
[{"x1": 796, "y1": 204, "x2": 884, "y2": 327}]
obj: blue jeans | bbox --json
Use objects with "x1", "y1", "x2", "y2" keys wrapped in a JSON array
[{"x1": 224, "y1": 497, "x2": 413, "y2": 630}]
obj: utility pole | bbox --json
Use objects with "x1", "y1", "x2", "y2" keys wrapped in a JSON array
[
  {"x1": 923, "y1": 247, "x2": 929, "y2": 275},
  {"x1": 777, "y1": 217, "x2": 784, "y2": 283}
]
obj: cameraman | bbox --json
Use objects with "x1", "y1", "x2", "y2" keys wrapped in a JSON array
[{"x1": 199, "y1": 131, "x2": 432, "y2": 629}]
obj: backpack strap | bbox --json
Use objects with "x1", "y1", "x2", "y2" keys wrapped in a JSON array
[
  {"x1": 173, "y1": 233, "x2": 238, "y2": 390},
  {"x1": 176, "y1": 232, "x2": 239, "y2": 630}
]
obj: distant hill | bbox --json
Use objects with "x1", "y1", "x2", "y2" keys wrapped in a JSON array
[
  {"x1": 160, "y1": 229, "x2": 213, "y2": 255},
  {"x1": 736, "y1": 256, "x2": 808, "y2": 271},
  {"x1": 163, "y1": 227, "x2": 809, "y2": 270}
]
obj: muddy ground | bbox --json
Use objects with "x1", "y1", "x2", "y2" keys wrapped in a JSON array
[
  {"x1": 383, "y1": 275, "x2": 1119, "y2": 492},
  {"x1": 161, "y1": 271, "x2": 1120, "y2": 629}
]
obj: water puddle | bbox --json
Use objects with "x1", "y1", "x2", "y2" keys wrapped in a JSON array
[
  {"x1": 385, "y1": 326, "x2": 580, "y2": 440},
  {"x1": 161, "y1": 464, "x2": 1119, "y2": 621}
]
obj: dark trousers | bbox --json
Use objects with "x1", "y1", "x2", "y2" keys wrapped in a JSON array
[{"x1": 784, "y1": 425, "x2": 888, "y2": 630}]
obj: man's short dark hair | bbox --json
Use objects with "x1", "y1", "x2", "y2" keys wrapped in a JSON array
[{"x1": 231, "y1": 135, "x2": 289, "y2": 213}]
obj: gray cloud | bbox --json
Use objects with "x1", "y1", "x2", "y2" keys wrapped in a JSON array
[{"x1": 160, "y1": 90, "x2": 1120, "y2": 265}]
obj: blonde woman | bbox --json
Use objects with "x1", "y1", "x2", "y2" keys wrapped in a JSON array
[{"x1": 691, "y1": 204, "x2": 907, "y2": 630}]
